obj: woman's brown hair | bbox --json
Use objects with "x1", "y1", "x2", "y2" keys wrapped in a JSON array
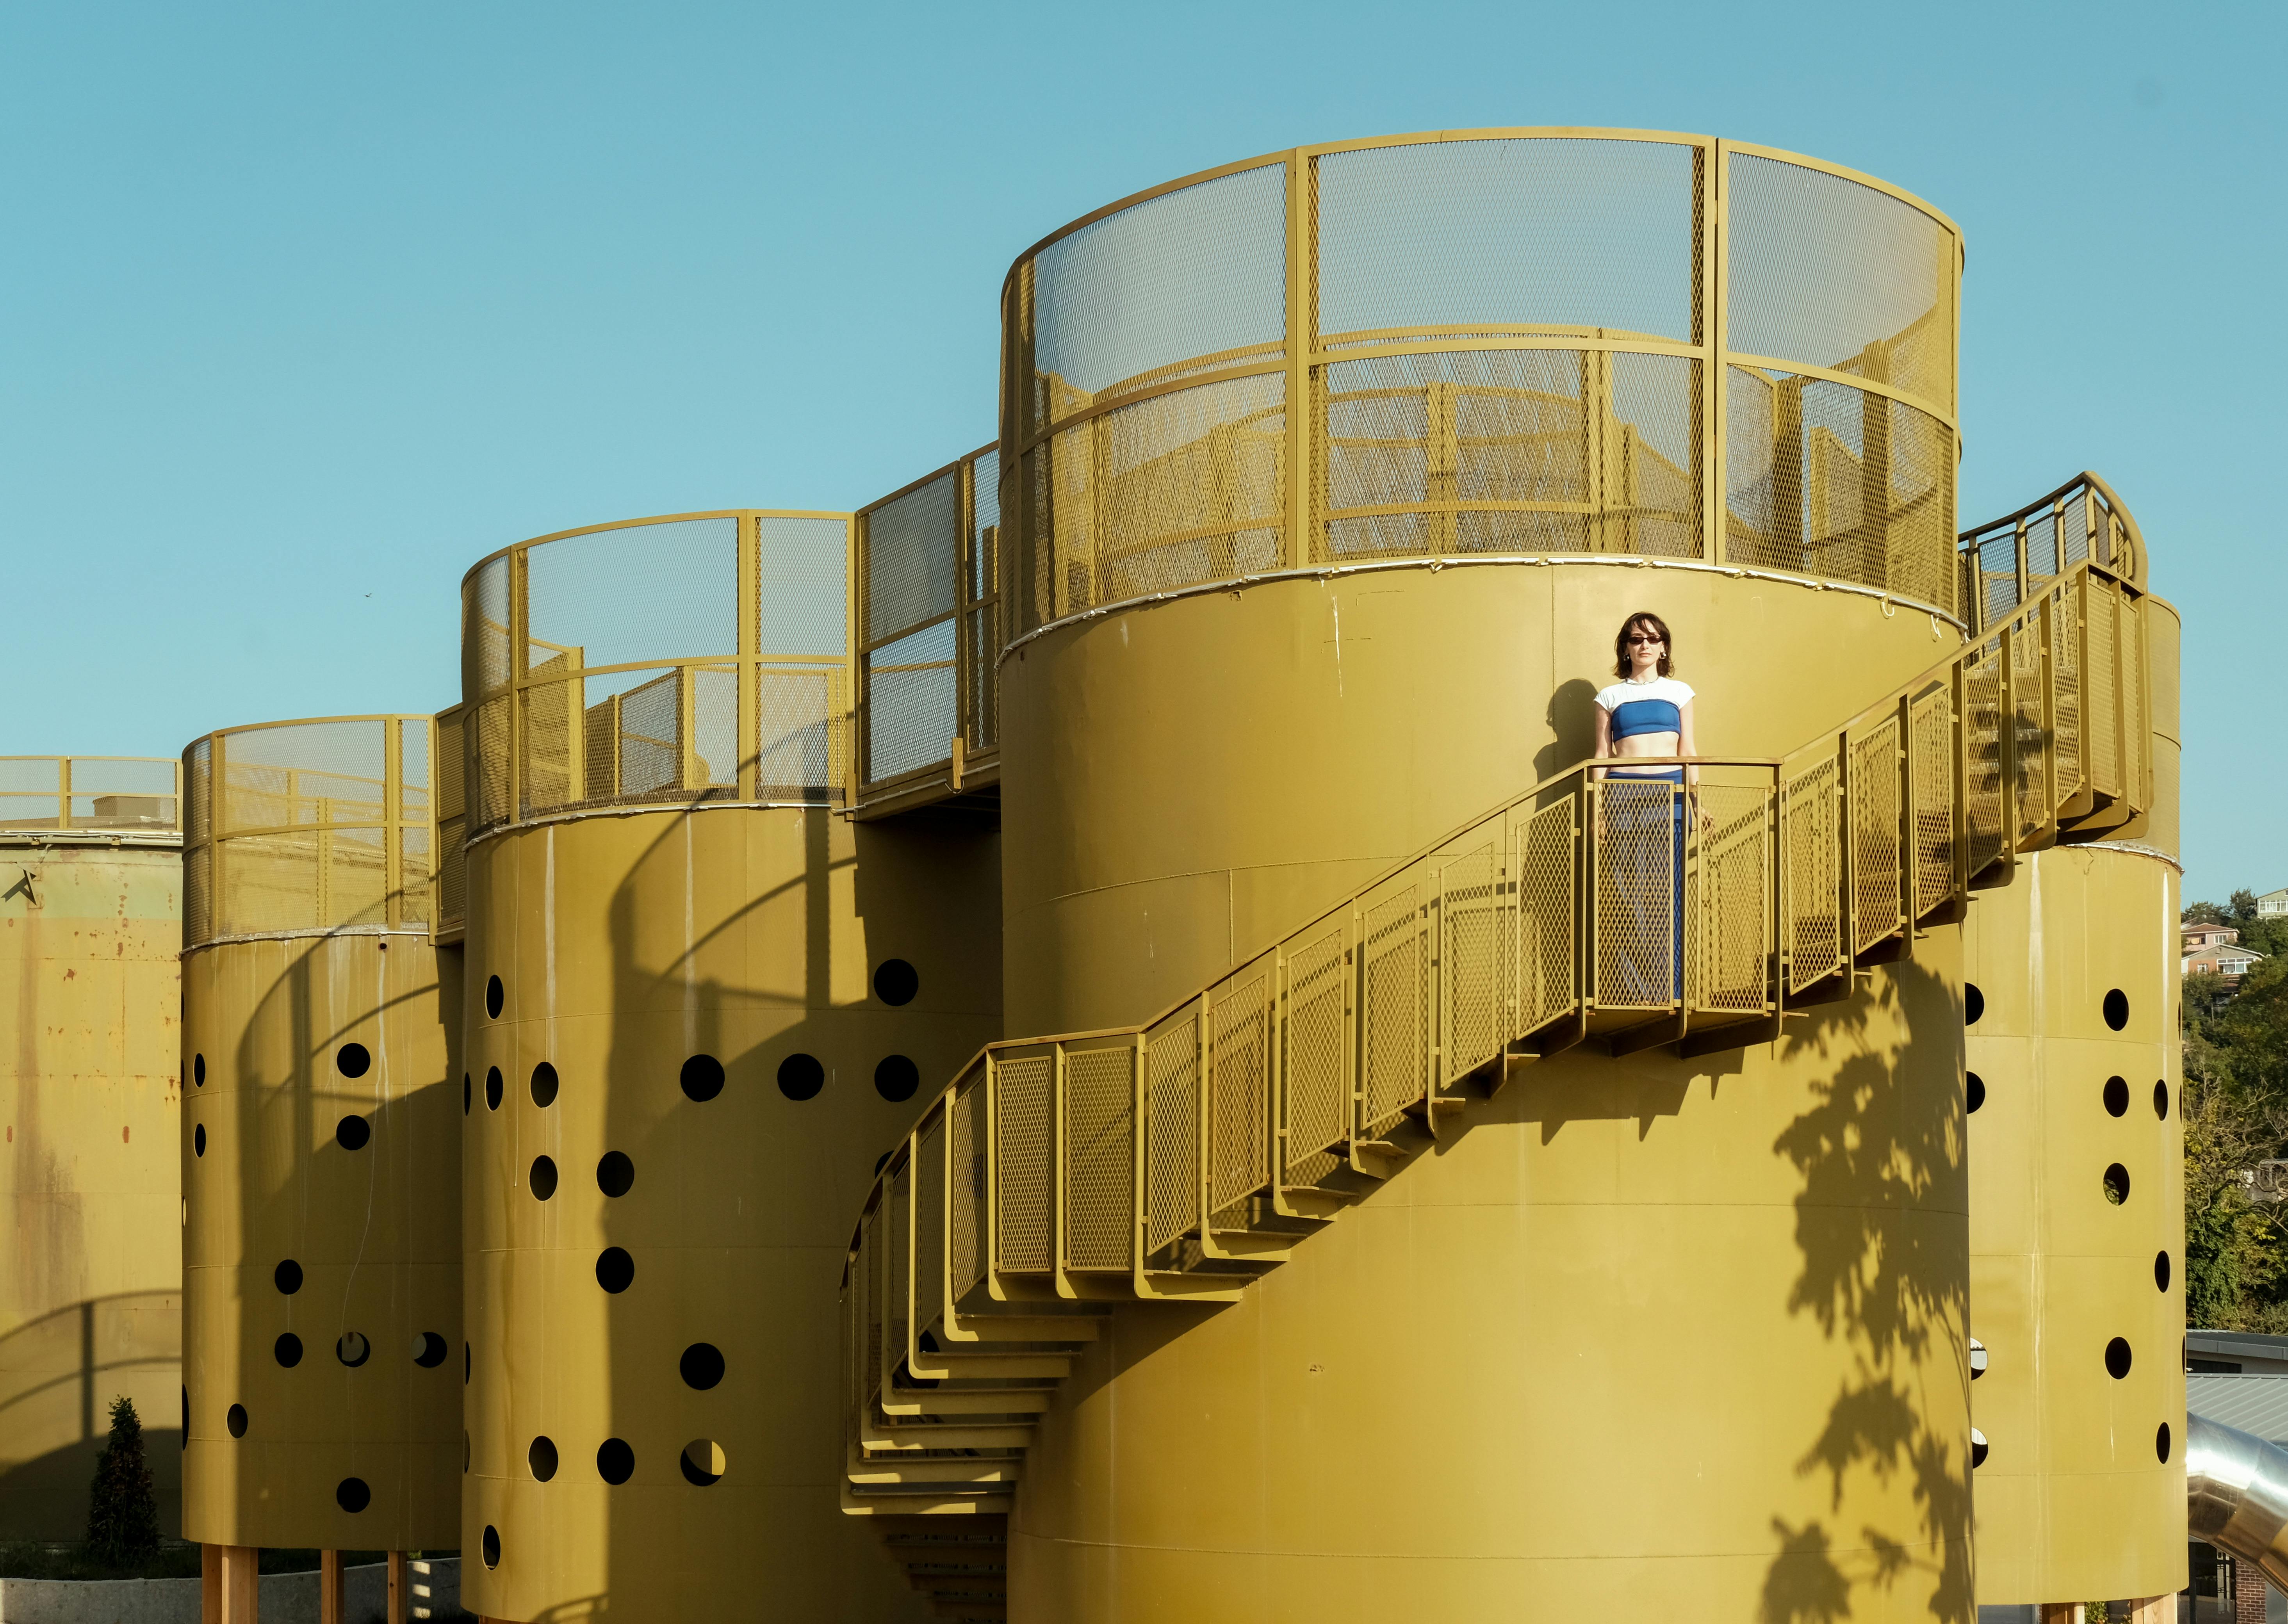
[{"x1": 1612, "y1": 612, "x2": 1674, "y2": 678}]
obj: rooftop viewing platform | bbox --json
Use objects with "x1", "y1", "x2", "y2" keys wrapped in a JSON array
[{"x1": 0, "y1": 755, "x2": 181, "y2": 842}]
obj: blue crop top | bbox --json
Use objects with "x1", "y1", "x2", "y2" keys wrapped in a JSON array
[{"x1": 1595, "y1": 676, "x2": 1695, "y2": 742}]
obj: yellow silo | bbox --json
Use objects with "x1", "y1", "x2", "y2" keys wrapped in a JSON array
[
  {"x1": 1963, "y1": 484, "x2": 2188, "y2": 1612},
  {"x1": 454, "y1": 500, "x2": 1001, "y2": 1621},
  {"x1": 178, "y1": 716, "x2": 460, "y2": 1583},
  {"x1": 0, "y1": 757, "x2": 184, "y2": 1539},
  {"x1": 837, "y1": 130, "x2": 2182, "y2": 1623}
]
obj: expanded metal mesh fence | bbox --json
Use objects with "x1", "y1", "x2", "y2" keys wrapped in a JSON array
[
  {"x1": 1001, "y1": 132, "x2": 1962, "y2": 644},
  {"x1": 180, "y1": 716, "x2": 435, "y2": 948},
  {"x1": 855, "y1": 447, "x2": 1001, "y2": 791},
  {"x1": 462, "y1": 511, "x2": 859, "y2": 837},
  {"x1": 0, "y1": 757, "x2": 180, "y2": 835}
]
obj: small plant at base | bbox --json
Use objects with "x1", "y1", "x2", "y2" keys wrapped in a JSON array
[{"x1": 85, "y1": 1396, "x2": 161, "y2": 1568}]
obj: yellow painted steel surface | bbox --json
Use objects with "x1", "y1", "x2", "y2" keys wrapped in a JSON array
[
  {"x1": 180, "y1": 718, "x2": 459, "y2": 1548},
  {"x1": 456, "y1": 508, "x2": 1002, "y2": 1621},
  {"x1": 827, "y1": 128, "x2": 2179, "y2": 1624},
  {"x1": 0, "y1": 758, "x2": 184, "y2": 1538},
  {"x1": 1967, "y1": 847, "x2": 2186, "y2": 1605}
]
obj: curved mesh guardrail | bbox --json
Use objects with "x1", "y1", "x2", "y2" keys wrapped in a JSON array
[
  {"x1": 433, "y1": 704, "x2": 466, "y2": 944},
  {"x1": 997, "y1": 130, "x2": 1962, "y2": 650},
  {"x1": 1958, "y1": 471, "x2": 2144, "y2": 635},
  {"x1": 181, "y1": 716, "x2": 436, "y2": 949},
  {"x1": 839, "y1": 474, "x2": 2152, "y2": 1534},
  {"x1": 0, "y1": 757, "x2": 180, "y2": 839},
  {"x1": 460, "y1": 511, "x2": 855, "y2": 839}
]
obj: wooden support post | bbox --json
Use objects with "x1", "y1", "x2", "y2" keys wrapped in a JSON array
[
  {"x1": 201, "y1": 1544, "x2": 221, "y2": 1624},
  {"x1": 2123, "y1": 1592, "x2": 2172, "y2": 1621},
  {"x1": 2035, "y1": 1606, "x2": 2078, "y2": 1624},
  {"x1": 320, "y1": 1551, "x2": 345, "y2": 1624},
  {"x1": 219, "y1": 1545, "x2": 258, "y2": 1624},
  {"x1": 387, "y1": 1550, "x2": 408, "y2": 1624}
]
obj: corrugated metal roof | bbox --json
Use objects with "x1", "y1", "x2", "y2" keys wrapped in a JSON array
[{"x1": 2188, "y1": 1374, "x2": 2288, "y2": 1444}]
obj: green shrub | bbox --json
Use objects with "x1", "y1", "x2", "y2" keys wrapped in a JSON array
[{"x1": 84, "y1": 1396, "x2": 162, "y2": 1567}]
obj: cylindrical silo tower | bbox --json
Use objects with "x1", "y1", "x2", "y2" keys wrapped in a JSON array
[
  {"x1": 179, "y1": 716, "x2": 461, "y2": 1565},
  {"x1": 835, "y1": 130, "x2": 2178, "y2": 1624},
  {"x1": 456, "y1": 502, "x2": 1003, "y2": 1621},
  {"x1": 1963, "y1": 486, "x2": 2187, "y2": 1612},
  {"x1": 0, "y1": 757, "x2": 184, "y2": 1539}
]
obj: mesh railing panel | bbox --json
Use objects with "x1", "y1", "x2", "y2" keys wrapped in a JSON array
[
  {"x1": 1281, "y1": 924, "x2": 1349, "y2": 1188},
  {"x1": 1596, "y1": 778, "x2": 1681, "y2": 1007},
  {"x1": 1143, "y1": 1008, "x2": 1201, "y2": 1258},
  {"x1": 1317, "y1": 137, "x2": 1699, "y2": 344},
  {"x1": 1207, "y1": 971, "x2": 1272, "y2": 1222},
  {"x1": 1030, "y1": 162, "x2": 1287, "y2": 429},
  {"x1": 866, "y1": 472, "x2": 960, "y2": 646},
  {"x1": 1725, "y1": 368, "x2": 1955, "y2": 611},
  {"x1": 866, "y1": 622, "x2": 957, "y2": 784},
  {"x1": 433, "y1": 709, "x2": 466, "y2": 937},
  {"x1": 185, "y1": 718, "x2": 436, "y2": 947},
  {"x1": 1963, "y1": 639, "x2": 2006, "y2": 876},
  {"x1": 951, "y1": 1078, "x2": 986, "y2": 1299},
  {"x1": 1440, "y1": 840, "x2": 1505, "y2": 1083},
  {"x1": 1320, "y1": 350, "x2": 1698, "y2": 561},
  {"x1": 2012, "y1": 622, "x2": 2049, "y2": 842},
  {"x1": 1358, "y1": 883, "x2": 1426, "y2": 1135},
  {"x1": 1693, "y1": 787, "x2": 1770, "y2": 1013},
  {"x1": 964, "y1": 449, "x2": 1001, "y2": 752},
  {"x1": 1782, "y1": 758, "x2": 1842, "y2": 994},
  {"x1": 993, "y1": 1056, "x2": 1054, "y2": 1273},
  {"x1": 1516, "y1": 797, "x2": 1578, "y2": 1033},
  {"x1": 0, "y1": 757, "x2": 179, "y2": 834},
  {"x1": 465, "y1": 513, "x2": 858, "y2": 833},
  {"x1": 1852, "y1": 721, "x2": 1903, "y2": 953},
  {"x1": 1725, "y1": 151, "x2": 1955, "y2": 415},
  {"x1": 1911, "y1": 691, "x2": 1954, "y2": 920},
  {"x1": 1064, "y1": 1046, "x2": 1133, "y2": 1271}
]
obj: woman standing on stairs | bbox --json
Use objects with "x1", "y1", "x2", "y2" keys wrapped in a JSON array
[{"x1": 1592, "y1": 611, "x2": 1698, "y2": 1004}]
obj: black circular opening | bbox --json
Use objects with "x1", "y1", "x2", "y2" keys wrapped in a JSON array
[
  {"x1": 274, "y1": 1259, "x2": 303, "y2": 1295},
  {"x1": 335, "y1": 1476, "x2": 370, "y2": 1514},
  {"x1": 680, "y1": 1054, "x2": 725, "y2": 1102},
  {"x1": 873, "y1": 958, "x2": 920, "y2": 1006},
  {"x1": 873, "y1": 1054, "x2": 920, "y2": 1102},
  {"x1": 481, "y1": 1525, "x2": 500, "y2": 1569},
  {"x1": 1970, "y1": 1428, "x2": 1988, "y2": 1468},
  {"x1": 2103, "y1": 989, "x2": 2129, "y2": 1031},
  {"x1": 462, "y1": 1074, "x2": 471, "y2": 1116},
  {"x1": 1965, "y1": 1073, "x2": 1985, "y2": 1114},
  {"x1": 226, "y1": 1403, "x2": 247, "y2": 1439},
  {"x1": 679, "y1": 1342, "x2": 725, "y2": 1391},
  {"x1": 336, "y1": 1332, "x2": 371, "y2": 1368},
  {"x1": 2155, "y1": 1080, "x2": 2170, "y2": 1120},
  {"x1": 2103, "y1": 1076, "x2": 2129, "y2": 1118},
  {"x1": 528, "y1": 1436, "x2": 558, "y2": 1483},
  {"x1": 464, "y1": 1342, "x2": 471, "y2": 1384},
  {"x1": 485, "y1": 976, "x2": 504, "y2": 1020},
  {"x1": 485, "y1": 1067, "x2": 503, "y2": 1111},
  {"x1": 596, "y1": 1437, "x2": 634, "y2": 1485},
  {"x1": 596, "y1": 1247, "x2": 635, "y2": 1294},
  {"x1": 1965, "y1": 983, "x2": 1984, "y2": 1025},
  {"x1": 2105, "y1": 1336, "x2": 2133, "y2": 1378},
  {"x1": 193, "y1": 1124, "x2": 207, "y2": 1157},
  {"x1": 414, "y1": 1332, "x2": 447, "y2": 1368},
  {"x1": 530, "y1": 1061, "x2": 558, "y2": 1108},
  {"x1": 336, "y1": 1042, "x2": 371, "y2": 1079},
  {"x1": 1969, "y1": 1337, "x2": 1987, "y2": 1380},
  {"x1": 777, "y1": 1053, "x2": 824, "y2": 1102},
  {"x1": 335, "y1": 1114, "x2": 371, "y2": 1151},
  {"x1": 596, "y1": 1151, "x2": 634, "y2": 1198},
  {"x1": 2158, "y1": 1422, "x2": 2173, "y2": 1463},
  {"x1": 463, "y1": 1432, "x2": 469, "y2": 1474},
  {"x1": 193, "y1": 1054, "x2": 205, "y2": 1087},
  {"x1": 274, "y1": 1332, "x2": 302, "y2": 1368},
  {"x1": 680, "y1": 1439, "x2": 724, "y2": 1486},
  {"x1": 2103, "y1": 1163, "x2": 2131, "y2": 1205},
  {"x1": 529, "y1": 1156, "x2": 558, "y2": 1201},
  {"x1": 2156, "y1": 1250, "x2": 2172, "y2": 1293}
]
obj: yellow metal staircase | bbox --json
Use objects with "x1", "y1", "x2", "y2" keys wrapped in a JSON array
[{"x1": 839, "y1": 474, "x2": 2155, "y2": 1620}]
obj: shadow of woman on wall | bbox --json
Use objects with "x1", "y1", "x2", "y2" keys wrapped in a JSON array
[{"x1": 1759, "y1": 955, "x2": 1972, "y2": 1624}]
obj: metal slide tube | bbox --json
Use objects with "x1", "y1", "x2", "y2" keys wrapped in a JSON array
[{"x1": 2189, "y1": 1412, "x2": 2288, "y2": 1590}]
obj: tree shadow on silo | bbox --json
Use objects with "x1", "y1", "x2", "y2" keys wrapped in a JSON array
[
  {"x1": 0, "y1": 1291, "x2": 183, "y2": 1540},
  {"x1": 1757, "y1": 957, "x2": 1971, "y2": 1624}
]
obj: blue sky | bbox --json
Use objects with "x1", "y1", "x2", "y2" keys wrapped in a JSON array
[{"x1": 3, "y1": 2, "x2": 2279, "y2": 901}]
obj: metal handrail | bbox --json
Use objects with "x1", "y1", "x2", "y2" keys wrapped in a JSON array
[{"x1": 837, "y1": 474, "x2": 2157, "y2": 1518}]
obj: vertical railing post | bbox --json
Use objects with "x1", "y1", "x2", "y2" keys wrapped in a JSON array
[
  {"x1": 981, "y1": 1052, "x2": 1000, "y2": 1299},
  {"x1": 1130, "y1": 1031, "x2": 1149, "y2": 1285},
  {"x1": 508, "y1": 545, "x2": 529, "y2": 822},
  {"x1": 383, "y1": 717, "x2": 403, "y2": 930},
  {"x1": 737, "y1": 514, "x2": 759, "y2": 803},
  {"x1": 1579, "y1": 778, "x2": 1598, "y2": 1016},
  {"x1": 55, "y1": 756, "x2": 71, "y2": 832},
  {"x1": 1834, "y1": 733, "x2": 1855, "y2": 969},
  {"x1": 1195, "y1": 997, "x2": 1213, "y2": 1239},
  {"x1": 1997, "y1": 623, "x2": 2020, "y2": 863},
  {"x1": 1704, "y1": 138, "x2": 1727, "y2": 569},
  {"x1": 1051, "y1": 1043, "x2": 1069, "y2": 1296},
  {"x1": 1896, "y1": 692, "x2": 1916, "y2": 938},
  {"x1": 1283, "y1": 146, "x2": 1314, "y2": 572},
  {"x1": 2038, "y1": 593, "x2": 2059, "y2": 837},
  {"x1": 2013, "y1": 516, "x2": 2030, "y2": 609},
  {"x1": 1949, "y1": 659, "x2": 1971, "y2": 901}
]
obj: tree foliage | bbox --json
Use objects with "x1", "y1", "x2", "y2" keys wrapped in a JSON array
[
  {"x1": 2180, "y1": 900, "x2": 2288, "y2": 1330},
  {"x1": 85, "y1": 1395, "x2": 160, "y2": 1567}
]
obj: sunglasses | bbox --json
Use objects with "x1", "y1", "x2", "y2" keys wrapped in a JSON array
[{"x1": 1626, "y1": 633, "x2": 1665, "y2": 646}]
